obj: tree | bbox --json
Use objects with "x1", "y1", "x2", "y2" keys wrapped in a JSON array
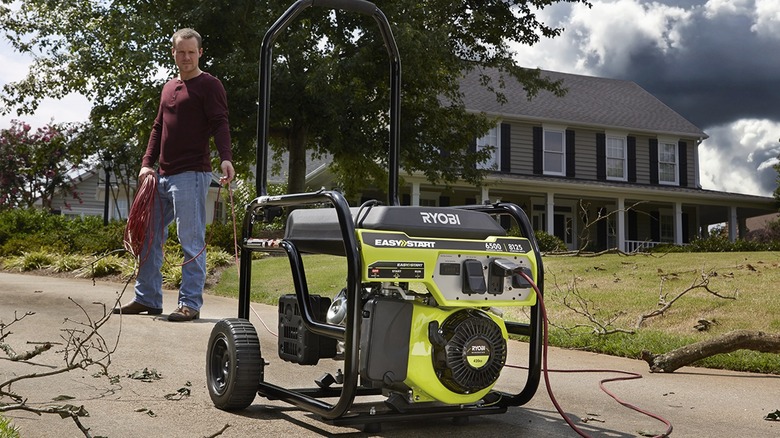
[
  {"x1": 0, "y1": 0, "x2": 590, "y2": 198},
  {"x1": 0, "y1": 120, "x2": 88, "y2": 211}
]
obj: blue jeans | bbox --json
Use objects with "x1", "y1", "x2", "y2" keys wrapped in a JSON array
[{"x1": 133, "y1": 171, "x2": 211, "y2": 311}]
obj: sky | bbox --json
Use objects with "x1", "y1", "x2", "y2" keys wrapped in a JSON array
[
  {"x1": 511, "y1": 0, "x2": 780, "y2": 197},
  {"x1": 1, "y1": 0, "x2": 779, "y2": 197}
]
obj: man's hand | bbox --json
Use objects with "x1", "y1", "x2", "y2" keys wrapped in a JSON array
[
  {"x1": 219, "y1": 160, "x2": 235, "y2": 186},
  {"x1": 138, "y1": 166, "x2": 156, "y2": 180}
]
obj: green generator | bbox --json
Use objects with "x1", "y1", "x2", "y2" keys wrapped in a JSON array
[{"x1": 206, "y1": 0, "x2": 544, "y2": 431}]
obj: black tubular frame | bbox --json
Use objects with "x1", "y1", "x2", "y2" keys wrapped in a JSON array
[
  {"x1": 255, "y1": 0, "x2": 401, "y2": 206},
  {"x1": 234, "y1": 0, "x2": 543, "y2": 424}
]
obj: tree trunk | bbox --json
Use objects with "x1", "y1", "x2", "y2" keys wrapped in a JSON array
[
  {"x1": 641, "y1": 330, "x2": 780, "y2": 373},
  {"x1": 286, "y1": 122, "x2": 308, "y2": 195}
]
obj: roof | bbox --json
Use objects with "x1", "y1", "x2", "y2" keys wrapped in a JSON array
[{"x1": 459, "y1": 67, "x2": 708, "y2": 139}]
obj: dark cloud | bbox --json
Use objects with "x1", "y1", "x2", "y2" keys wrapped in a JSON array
[
  {"x1": 521, "y1": 0, "x2": 780, "y2": 196},
  {"x1": 585, "y1": 1, "x2": 780, "y2": 129}
]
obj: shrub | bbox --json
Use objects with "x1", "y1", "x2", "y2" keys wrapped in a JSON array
[
  {"x1": 534, "y1": 230, "x2": 567, "y2": 253},
  {"x1": 49, "y1": 254, "x2": 86, "y2": 273},
  {"x1": 3, "y1": 251, "x2": 55, "y2": 271},
  {"x1": 75, "y1": 254, "x2": 129, "y2": 278},
  {"x1": 651, "y1": 234, "x2": 780, "y2": 253},
  {"x1": 0, "y1": 415, "x2": 20, "y2": 438}
]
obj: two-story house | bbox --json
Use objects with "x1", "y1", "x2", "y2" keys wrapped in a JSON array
[{"x1": 308, "y1": 67, "x2": 777, "y2": 252}]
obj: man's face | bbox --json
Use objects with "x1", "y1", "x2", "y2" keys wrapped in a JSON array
[{"x1": 172, "y1": 37, "x2": 202, "y2": 78}]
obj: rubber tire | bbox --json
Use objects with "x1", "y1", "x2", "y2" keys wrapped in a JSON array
[{"x1": 206, "y1": 318, "x2": 263, "y2": 410}]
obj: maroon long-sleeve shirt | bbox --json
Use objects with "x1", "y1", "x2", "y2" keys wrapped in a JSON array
[{"x1": 142, "y1": 72, "x2": 232, "y2": 175}]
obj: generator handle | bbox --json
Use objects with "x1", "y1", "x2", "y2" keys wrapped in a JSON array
[{"x1": 256, "y1": 0, "x2": 402, "y2": 206}]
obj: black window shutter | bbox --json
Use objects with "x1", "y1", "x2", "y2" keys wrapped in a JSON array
[
  {"x1": 439, "y1": 196, "x2": 450, "y2": 207},
  {"x1": 678, "y1": 141, "x2": 688, "y2": 187},
  {"x1": 650, "y1": 211, "x2": 660, "y2": 242},
  {"x1": 628, "y1": 210, "x2": 638, "y2": 240},
  {"x1": 501, "y1": 123, "x2": 511, "y2": 173},
  {"x1": 402, "y1": 194, "x2": 411, "y2": 205},
  {"x1": 682, "y1": 212, "x2": 689, "y2": 243},
  {"x1": 649, "y1": 139, "x2": 659, "y2": 184},
  {"x1": 532, "y1": 126, "x2": 543, "y2": 175},
  {"x1": 596, "y1": 207, "x2": 608, "y2": 251},
  {"x1": 627, "y1": 136, "x2": 637, "y2": 183},
  {"x1": 596, "y1": 133, "x2": 606, "y2": 180},
  {"x1": 566, "y1": 129, "x2": 575, "y2": 177}
]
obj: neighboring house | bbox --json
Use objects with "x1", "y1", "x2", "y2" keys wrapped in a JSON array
[
  {"x1": 47, "y1": 146, "x2": 312, "y2": 224},
  {"x1": 49, "y1": 168, "x2": 228, "y2": 225},
  {"x1": 308, "y1": 67, "x2": 777, "y2": 252}
]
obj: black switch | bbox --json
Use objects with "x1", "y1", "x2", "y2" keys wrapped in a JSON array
[{"x1": 462, "y1": 259, "x2": 486, "y2": 294}]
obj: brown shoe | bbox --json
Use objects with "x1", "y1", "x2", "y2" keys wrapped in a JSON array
[
  {"x1": 168, "y1": 305, "x2": 200, "y2": 322},
  {"x1": 112, "y1": 301, "x2": 163, "y2": 315}
]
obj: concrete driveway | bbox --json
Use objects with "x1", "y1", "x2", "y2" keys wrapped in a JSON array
[{"x1": 1, "y1": 272, "x2": 778, "y2": 437}]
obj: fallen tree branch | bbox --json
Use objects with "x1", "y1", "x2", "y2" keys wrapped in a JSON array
[
  {"x1": 641, "y1": 330, "x2": 780, "y2": 373},
  {"x1": 635, "y1": 270, "x2": 736, "y2": 329}
]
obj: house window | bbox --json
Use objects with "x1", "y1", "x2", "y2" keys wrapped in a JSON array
[
  {"x1": 659, "y1": 212, "x2": 674, "y2": 242},
  {"x1": 543, "y1": 128, "x2": 565, "y2": 176},
  {"x1": 476, "y1": 124, "x2": 500, "y2": 170},
  {"x1": 606, "y1": 135, "x2": 627, "y2": 181},
  {"x1": 659, "y1": 141, "x2": 678, "y2": 185}
]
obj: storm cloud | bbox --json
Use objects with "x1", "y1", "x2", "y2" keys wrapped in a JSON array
[{"x1": 512, "y1": 0, "x2": 780, "y2": 196}]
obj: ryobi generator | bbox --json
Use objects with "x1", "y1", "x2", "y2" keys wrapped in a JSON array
[{"x1": 206, "y1": 0, "x2": 544, "y2": 430}]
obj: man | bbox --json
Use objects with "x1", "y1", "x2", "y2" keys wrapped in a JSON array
[{"x1": 115, "y1": 28, "x2": 235, "y2": 322}]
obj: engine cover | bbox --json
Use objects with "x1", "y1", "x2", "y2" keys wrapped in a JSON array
[{"x1": 432, "y1": 309, "x2": 506, "y2": 394}]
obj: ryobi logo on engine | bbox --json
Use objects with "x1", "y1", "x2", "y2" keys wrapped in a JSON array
[
  {"x1": 465, "y1": 339, "x2": 491, "y2": 369},
  {"x1": 420, "y1": 211, "x2": 461, "y2": 225}
]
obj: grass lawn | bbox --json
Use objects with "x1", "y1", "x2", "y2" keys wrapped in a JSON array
[{"x1": 212, "y1": 251, "x2": 780, "y2": 374}]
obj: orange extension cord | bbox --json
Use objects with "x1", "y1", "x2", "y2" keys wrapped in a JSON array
[
  {"x1": 123, "y1": 174, "x2": 239, "y2": 270},
  {"x1": 123, "y1": 174, "x2": 159, "y2": 266},
  {"x1": 516, "y1": 270, "x2": 674, "y2": 438}
]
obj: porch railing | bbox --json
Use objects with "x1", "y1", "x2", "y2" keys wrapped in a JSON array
[{"x1": 624, "y1": 240, "x2": 663, "y2": 253}]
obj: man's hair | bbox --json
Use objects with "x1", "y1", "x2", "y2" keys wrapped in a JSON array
[{"x1": 172, "y1": 28, "x2": 202, "y2": 49}]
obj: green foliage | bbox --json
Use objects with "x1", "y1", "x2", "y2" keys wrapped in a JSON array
[
  {"x1": 161, "y1": 263, "x2": 183, "y2": 289},
  {"x1": 652, "y1": 234, "x2": 780, "y2": 253},
  {"x1": 534, "y1": 230, "x2": 567, "y2": 253},
  {"x1": 0, "y1": 414, "x2": 21, "y2": 438},
  {"x1": 76, "y1": 254, "x2": 129, "y2": 278},
  {"x1": 0, "y1": 0, "x2": 588, "y2": 198},
  {"x1": 49, "y1": 254, "x2": 87, "y2": 273},
  {"x1": 0, "y1": 209, "x2": 126, "y2": 256},
  {"x1": 206, "y1": 247, "x2": 235, "y2": 273},
  {"x1": 3, "y1": 251, "x2": 55, "y2": 271}
]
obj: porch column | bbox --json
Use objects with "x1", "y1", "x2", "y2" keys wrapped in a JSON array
[
  {"x1": 617, "y1": 197, "x2": 626, "y2": 252},
  {"x1": 729, "y1": 206, "x2": 738, "y2": 242},
  {"x1": 411, "y1": 182, "x2": 421, "y2": 206},
  {"x1": 546, "y1": 192, "x2": 555, "y2": 235},
  {"x1": 674, "y1": 202, "x2": 683, "y2": 245},
  {"x1": 480, "y1": 186, "x2": 490, "y2": 205}
]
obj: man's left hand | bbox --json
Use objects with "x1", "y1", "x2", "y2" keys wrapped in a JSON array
[{"x1": 219, "y1": 160, "x2": 235, "y2": 185}]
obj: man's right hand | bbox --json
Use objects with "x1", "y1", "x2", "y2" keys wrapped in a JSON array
[{"x1": 138, "y1": 167, "x2": 156, "y2": 180}]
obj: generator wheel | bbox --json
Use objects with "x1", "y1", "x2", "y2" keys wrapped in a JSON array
[{"x1": 207, "y1": 318, "x2": 263, "y2": 410}]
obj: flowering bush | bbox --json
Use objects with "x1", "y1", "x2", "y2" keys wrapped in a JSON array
[{"x1": 0, "y1": 120, "x2": 85, "y2": 211}]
